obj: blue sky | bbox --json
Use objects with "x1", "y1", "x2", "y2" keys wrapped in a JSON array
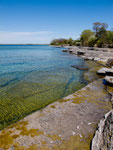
[{"x1": 0, "y1": 0, "x2": 113, "y2": 44}]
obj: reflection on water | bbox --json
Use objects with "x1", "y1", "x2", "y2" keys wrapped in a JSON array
[{"x1": 0, "y1": 45, "x2": 87, "y2": 129}]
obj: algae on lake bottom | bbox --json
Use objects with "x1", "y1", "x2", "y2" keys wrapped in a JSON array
[{"x1": 0, "y1": 70, "x2": 87, "y2": 130}]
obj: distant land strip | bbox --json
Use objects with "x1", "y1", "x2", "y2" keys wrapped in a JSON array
[{"x1": 0, "y1": 44, "x2": 49, "y2": 45}]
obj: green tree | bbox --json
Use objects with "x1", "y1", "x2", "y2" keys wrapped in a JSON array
[
  {"x1": 80, "y1": 30, "x2": 95, "y2": 46},
  {"x1": 50, "y1": 38, "x2": 68, "y2": 45},
  {"x1": 88, "y1": 37, "x2": 96, "y2": 47},
  {"x1": 106, "y1": 31, "x2": 113, "y2": 47},
  {"x1": 67, "y1": 38, "x2": 73, "y2": 46}
]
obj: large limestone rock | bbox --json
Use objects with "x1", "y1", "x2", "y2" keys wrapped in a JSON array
[
  {"x1": 97, "y1": 68, "x2": 113, "y2": 76},
  {"x1": 91, "y1": 110, "x2": 113, "y2": 150}
]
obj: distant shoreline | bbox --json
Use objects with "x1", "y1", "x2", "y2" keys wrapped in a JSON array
[{"x1": 0, "y1": 44, "x2": 49, "y2": 46}]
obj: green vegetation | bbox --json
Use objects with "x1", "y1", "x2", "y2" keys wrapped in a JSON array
[
  {"x1": 0, "y1": 120, "x2": 43, "y2": 149},
  {"x1": 50, "y1": 105, "x2": 56, "y2": 108},
  {"x1": 50, "y1": 22, "x2": 113, "y2": 48},
  {"x1": 50, "y1": 38, "x2": 81, "y2": 46},
  {"x1": 0, "y1": 71, "x2": 86, "y2": 130},
  {"x1": 80, "y1": 29, "x2": 95, "y2": 46}
]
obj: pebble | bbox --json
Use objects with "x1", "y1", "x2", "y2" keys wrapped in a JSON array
[
  {"x1": 79, "y1": 134, "x2": 82, "y2": 138},
  {"x1": 77, "y1": 126, "x2": 79, "y2": 129},
  {"x1": 88, "y1": 122, "x2": 92, "y2": 125},
  {"x1": 50, "y1": 141, "x2": 53, "y2": 144}
]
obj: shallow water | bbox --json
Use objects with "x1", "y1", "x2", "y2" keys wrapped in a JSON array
[{"x1": 0, "y1": 45, "x2": 87, "y2": 129}]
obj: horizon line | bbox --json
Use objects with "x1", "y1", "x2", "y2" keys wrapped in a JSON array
[{"x1": 0, "y1": 44, "x2": 49, "y2": 45}]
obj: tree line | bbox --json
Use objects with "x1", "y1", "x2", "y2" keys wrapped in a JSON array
[{"x1": 50, "y1": 22, "x2": 113, "y2": 48}]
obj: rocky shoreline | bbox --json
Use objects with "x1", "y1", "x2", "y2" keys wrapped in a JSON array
[
  {"x1": 63, "y1": 46, "x2": 113, "y2": 150},
  {"x1": 63, "y1": 46, "x2": 113, "y2": 63},
  {"x1": 0, "y1": 46, "x2": 113, "y2": 150}
]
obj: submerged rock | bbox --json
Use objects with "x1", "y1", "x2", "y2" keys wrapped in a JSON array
[{"x1": 71, "y1": 65, "x2": 89, "y2": 71}]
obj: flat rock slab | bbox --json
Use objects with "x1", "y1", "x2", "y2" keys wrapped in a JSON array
[
  {"x1": 0, "y1": 80, "x2": 112, "y2": 150},
  {"x1": 97, "y1": 68, "x2": 113, "y2": 76}
]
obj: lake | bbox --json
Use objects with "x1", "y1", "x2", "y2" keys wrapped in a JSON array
[{"x1": 0, "y1": 45, "x2": 87, "y2": 129}]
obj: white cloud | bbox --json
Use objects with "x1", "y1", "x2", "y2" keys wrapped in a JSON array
[{"x1": 0, "y1": 31, "x2": 53, "y2": 44}]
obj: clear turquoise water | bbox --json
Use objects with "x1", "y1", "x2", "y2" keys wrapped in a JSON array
[{"x1": 0, "y1": 45, "x2": 87, "y2": 129}]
